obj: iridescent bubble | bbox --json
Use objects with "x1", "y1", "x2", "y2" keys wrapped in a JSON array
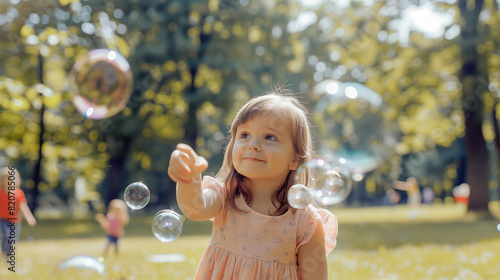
[
  {"x1": 313, "y1": 81, "x2": 397, "y2": 175},
  {"x1": 152, "y1": 210, "x2": 183, "y2": 242},
  {"x1": 307, "y1": 79, "x2": 341, "y2": 102},
  {"x1": 293, "y1": 159, "x2": 351, "y2": 206},
  {"x1": 124, "y1": 182, "x2": 150, "y2": 210},
  {"x1": 69, "y1": 49, "x2": 133, "y2": 119},
  {"x1": 51, "y1": 255, "x2": 105, "y2": 280},
  {"x1": 319, "y1": 156, "x2": 353, "y2": 204},
  {"x1": 497, "y1": 224, "x2": 500, "y2": 232},
  {"x1": 287, "y1": 184, "x2": 312, "y2": 209},
  {"x1": 315, "y1": 169, "x2": 346, "y2": 205}
]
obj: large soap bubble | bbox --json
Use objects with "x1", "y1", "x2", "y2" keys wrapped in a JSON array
[
  {"x1": 51, "y1": 255, "x2": 105, "y2": 280},
  {"x1": 307, "y1": 79, "x2": 342, "y2": 102},
  {"x1": 69, "y1": 49, "x2": 133, "y2": 119},
  {"x1": 312, "y1": 81, "x2": 396, "y2": 175}
]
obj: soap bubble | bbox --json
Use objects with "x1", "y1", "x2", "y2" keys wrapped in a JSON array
[
  {"x1": 320, "y1": 157, "x2": 353, "y2": 205},
  {"x1": 293, "y1": 158, "x2": 351, "y2": 206},
  {"x1": 287, "y1": 184, "x2": 312, "y2": 209},
  {"x1": 313, "y1": 81, "x2": 397, "y2": 175},
  {"x1": 124, "y1": 182, "x2": 150, "y2": 210},
  {"x1": 152, "y1": 210, "x2": 183, "y2": 242},
  {"x1": 51, "y1": 255, "x2": 105, "y2": 280},
  {"x1": 69, "y1": 49, "x2": 133, "y2": 119},
  {"x1": 308, "y1": 79, "x2": 341, "y2": 102}
]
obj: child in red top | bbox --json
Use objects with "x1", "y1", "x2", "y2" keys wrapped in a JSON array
[
  {"x1": 0, "y1": 166, "x2": 37, "y2": 261},
  {"x1": 95, "y1": 199, "x2": 129, "y2": 257}
]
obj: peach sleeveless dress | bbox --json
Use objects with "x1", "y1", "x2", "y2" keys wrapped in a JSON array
[{"x1": 195, "y1": 177, "x2": 338, "y2": 280}]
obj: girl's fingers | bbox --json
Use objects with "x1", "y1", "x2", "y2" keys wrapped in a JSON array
[
  {"x1": 170, "y1": 150, "x2": 191, "y2": 173},
  {"x1": 168, "y1": 151, "x2": 193, "y2": 183},
  {"x1": 168, "y1": 143, "x2": 208, "y2": 183},
  {"x1": 176, "y1": 143, "x2": 197, "y2": 165},
  {"x1": 168, "y1": 165, "x2": 190, "y2": 183},
  {"x1": 194, "y1": 156, "x2": 208, "y2": 173}
]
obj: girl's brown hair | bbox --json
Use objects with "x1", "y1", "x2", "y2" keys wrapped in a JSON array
[{"x1": 215, "y1": 92, "x2": 314, "y2": 216}]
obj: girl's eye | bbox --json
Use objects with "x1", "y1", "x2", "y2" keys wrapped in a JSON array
[
  {"x1": 265, "y1": 134, "x2": 277, "y2": 141},
  {"x1": 240, "y1": 132, "x2": 249, "y2": 139}
]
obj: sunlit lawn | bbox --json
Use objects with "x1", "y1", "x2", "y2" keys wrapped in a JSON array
[{"x1": 2, "y1": 204, "x2": 500, "y2": 279}]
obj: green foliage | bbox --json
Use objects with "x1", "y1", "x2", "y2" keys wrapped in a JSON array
[{"x1": 1, "y1": 0, "x2": 500, "y2": 208}]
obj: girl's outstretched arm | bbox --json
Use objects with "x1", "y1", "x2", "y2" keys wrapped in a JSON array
[
  {"x1": 19, "y1": 202, "x2": 37, "y2": 226},
  {"x1": 168, "y1": 143, "x2": 222, "y2": 221},
  {"x1": 95, "y1": 213, "x2": 109, "y2": 232},
  {"x1": 298, "y1": 222, "x2": 328, "y2": 280}
]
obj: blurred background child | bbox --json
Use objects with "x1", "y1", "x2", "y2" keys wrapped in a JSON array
[
  {"x1": 95, "y1": 199, "x2": 129, "y2": 257},
  {"x1": 0, "y1": 166, "x2": 37, "y2": 262}
]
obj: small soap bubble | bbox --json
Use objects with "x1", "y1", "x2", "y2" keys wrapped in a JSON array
[
  {"x1": 326, "y1": 157, "x2": 353, "y2": 205},
  {"x1": 315, "y1": 169, "x2": 346, "y2": 205},
  {"x1": 288, "y1": 184, "x2": 312, "y2": 209},
  {"x1": 124, "y1": 182, "x2": 150, "y2": 210},
  {"x1": 294, "y1": 158, "x2": 351, "y2": 206},
  {"x1": 69, "y1": 49, "x2": 133, "y2": 119},
  {"x1": 51, "y1": 255, "x2": 105, "y2": 280},
  {"x1": 152, "y1": 210, "x2": 183, "y2": 242},
  {"x1": 497, "y1": 224, "x2": 500, "y2": 232}
]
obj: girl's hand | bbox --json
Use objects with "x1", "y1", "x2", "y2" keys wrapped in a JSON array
[{"x1": 168, "y1": 143, "x2": 208, "y2": 184}]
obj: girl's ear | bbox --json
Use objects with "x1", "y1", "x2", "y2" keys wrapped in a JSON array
[{"x1": 289, "y1": 155, "x2": 300, "y2": 171}]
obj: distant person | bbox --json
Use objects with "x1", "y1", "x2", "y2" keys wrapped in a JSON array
[
  {"x1": 406, "y1": 177, "x2": 422, "y2": 207},
  {"x1": 422, "y1": 187, "x2": 435, "y2": 204},
  {"x1": 168, "y1": 93, "x2": 338, "y2": 279},
  {"x1": 392, "y1": 177, "x2": 421, "y2": 207},
  {"x1": 0, "y1": 166, "x2": 37, "y2": 262},
  {"x1": 95, "y1": 199, "x2": 129, "y2": 257},
  {"x1": 384, "y1": 188, "x2": 401, "y2": 205},
  {"x1": 452, "y1": 183, "x2": 470, "y2": 206}
]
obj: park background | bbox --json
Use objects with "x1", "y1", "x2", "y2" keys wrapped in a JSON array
[{"x1": 1, "y1": 0, "x2": 500, "y2": 279}]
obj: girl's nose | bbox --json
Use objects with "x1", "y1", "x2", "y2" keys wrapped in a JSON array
[
  {"x1": 247, "y1": 139, "x2": 260, "y2": 151},
  {"x1": 248, "y1": 144, "x2": 260, "y2": 151}
]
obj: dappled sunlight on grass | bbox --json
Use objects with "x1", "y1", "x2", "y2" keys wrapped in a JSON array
[
  {"x1": 1, "y1": 236, "x2": 209, "y2": 280},
  {"x1": 2, "y1": 205, "x2": 500, "y2": 279},
  {"x1": 330, "y1": 203, "x2": 468, "y2": 224},
  {"x1": 3, "y1": 234, "x2": 500, "y2": 279},
  {"x1": 329, "y1": 240, "x2": 500, "y2": 279}
]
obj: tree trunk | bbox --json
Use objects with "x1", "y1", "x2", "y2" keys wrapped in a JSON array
[
  {"x1": 31, "y1": 53, "x2": 45, "y2": 214},
  {"x1": 103, "y1": 136, "x2": 131, "y2": 205},
  {"x1": 458, "y1": 0, "x2": 490, "y2": 212}
]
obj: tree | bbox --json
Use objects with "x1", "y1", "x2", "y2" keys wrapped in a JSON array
[{"x1": 458, "y1": 0, "x2": 490, "y2": 212}]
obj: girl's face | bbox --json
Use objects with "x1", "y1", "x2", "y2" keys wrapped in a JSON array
[
  {"x1": 232, "y1": 112, "x2": 299, "y2": 187},
  {"x1": 1, "y1": 169, "x2": 20, "y2": 190}
]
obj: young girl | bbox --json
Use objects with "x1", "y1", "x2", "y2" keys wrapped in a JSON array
[
  {"x1": 95, "y1": 199, "x2": 129, "y2": 257},
  {"x1": 168, "y1": 92, "x2": 338, "y2": 279},
  {"x1": 0, "y1": 166, "x2": 37, "y2": 261}
]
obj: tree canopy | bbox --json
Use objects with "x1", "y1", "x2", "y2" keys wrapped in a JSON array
[{"x1": 1, "y1": 0, "x2": 499, "y2": 213}]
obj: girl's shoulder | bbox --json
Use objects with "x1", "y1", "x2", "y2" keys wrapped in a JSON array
[
  {"x1": 300, "y1": 205, "x2": 337, "y2": 229},
  {"x1": 295, "y1": 205, "x2": 338, "y2": 254}
]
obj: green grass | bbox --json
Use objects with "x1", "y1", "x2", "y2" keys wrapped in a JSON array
[{"x1": 2, "y1": 204, "x2": 500, "y2": 279}]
